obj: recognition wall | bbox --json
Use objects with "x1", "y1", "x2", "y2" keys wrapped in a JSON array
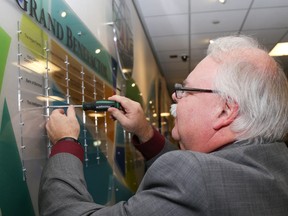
[{"x1": 0, "y1": 0, "x2": 172, "y2": 215}]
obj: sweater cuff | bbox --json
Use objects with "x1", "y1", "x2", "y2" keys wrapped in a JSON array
[
  {"x1": 132, "y1": 128, "x2": 165, "y2": 160},
  {"x1": 50, "y1": 140, "x2": 84, "y2": 162}
]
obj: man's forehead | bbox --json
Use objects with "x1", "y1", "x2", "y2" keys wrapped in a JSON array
[{"x1": 186, "y1": 57, "x2": 219, "y2": 84}]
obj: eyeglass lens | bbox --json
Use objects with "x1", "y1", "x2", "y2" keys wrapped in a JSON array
[{"x1": 175, "y1": 83, "x2": 183, "y2": 99}]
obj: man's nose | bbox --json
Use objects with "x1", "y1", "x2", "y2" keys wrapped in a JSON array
[{"x1": 171, "y1": 92, "x2": 178, "y2": 103}]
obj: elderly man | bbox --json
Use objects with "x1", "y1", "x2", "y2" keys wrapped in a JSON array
[{"x1": 39, "y1": 35, "x2": 288, "y2": 215}]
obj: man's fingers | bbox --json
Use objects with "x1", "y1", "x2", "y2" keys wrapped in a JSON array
[
  {"x1": 67, "y1": 105, "x2": 76, "y2": 118},
  {"x1": 108, "y1": 95, "x2": 131, "y2": 111},
  {"x1": 49, "y1": 108, "x2": 65, "y2": 118},
  {"x1": 108, "y1": 107, "x2": 127, "y2": 123}
]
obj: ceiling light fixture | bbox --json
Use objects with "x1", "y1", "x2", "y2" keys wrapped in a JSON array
[
  {"x1": 122, "y1": 68, "x2": 132, "y2": 74},
  {"x1": 161, "y1": 112, "x2": 170, "y2": 117},
  {"x1": 269, "y1": 42, "x2": 288, "y2": 56},
  {"x1": 93, "y1": 140, "x2": 102, "y2": 147},
  {"x1": 218, "y1": 0, "x2": 226, "y2": 4}
]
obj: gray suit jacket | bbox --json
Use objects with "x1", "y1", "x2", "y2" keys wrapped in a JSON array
[{"x1": 39, "y1": 138, "x2": 288, "y2": 215}]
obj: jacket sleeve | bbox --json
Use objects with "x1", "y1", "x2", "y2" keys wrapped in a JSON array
[
  {"x1": 132, "y1": 127, "x2": 178, "y2": 167},
  {"x1": 38, "y1": 151, "x2": 207, "y2": 216}
]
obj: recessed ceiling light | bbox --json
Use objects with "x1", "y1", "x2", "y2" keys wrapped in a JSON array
[
  {"x1": 161, "y1": 112, "x2": 170, "y2": 117},
  {"x1": 93, "y1": 140, "x2": 102, "y2": 147},
  {"x1": 219, "y1": 0, "x2": 226, "y2": 4},
  {"x1": 269, "y1": 42, "x2": 288, "y2": 56}
]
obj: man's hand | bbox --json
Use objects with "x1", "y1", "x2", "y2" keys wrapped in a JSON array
[
  {"x1": 46, "y1": 106, "x2": 80, "y2": 144},
  {"x1": 108, "y1": 95, "x2": 154, "y2": 143}
]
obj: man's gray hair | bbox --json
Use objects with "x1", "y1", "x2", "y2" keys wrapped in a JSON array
[{"x1": 208, "y1": 35, "x2": 288, "y2": 142}]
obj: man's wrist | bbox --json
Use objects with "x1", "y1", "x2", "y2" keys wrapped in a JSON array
[
  {"x1": 132, "y1": 127, "x2": 165, "y2": 160},
  {"x1": 50, "y1": 137, "x2": 84, "y2": 162},
  {"x1": 137, "y1": 125, "x2": 154, "y2": 143},
  {"x1": 56, "y1": 137, "x2": 81, "y2": 145}
]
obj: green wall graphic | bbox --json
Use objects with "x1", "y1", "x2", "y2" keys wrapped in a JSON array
[
  {"x1": 0, "y1": 0, "x2": 151, "y2": 214},
  {"x1": 0, "y1": 26, "x2": 34, "y2": 216},
  {"x1": 0, "y1": 100, "x2": 35, "y2": 216},
  {"x1": 0, "y1": 27, "x2": 11, "y2": 94}
]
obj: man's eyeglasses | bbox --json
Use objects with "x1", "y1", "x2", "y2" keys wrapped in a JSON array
[{"x1": 174, "y1": 83, "x2": 217, "y2": 99}]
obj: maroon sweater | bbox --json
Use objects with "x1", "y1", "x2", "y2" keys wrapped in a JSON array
[{"x1": 50, "y1": 128, "x2": 165, "y2": 162}]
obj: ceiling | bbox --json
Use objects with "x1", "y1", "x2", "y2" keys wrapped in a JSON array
[{"x1": 132, "y1": 0, "x2": 288, "y2": 95}]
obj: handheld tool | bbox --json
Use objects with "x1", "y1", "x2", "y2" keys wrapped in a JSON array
[{"x1": 48, "y1": 100, "x2": 121, "y2": 111}]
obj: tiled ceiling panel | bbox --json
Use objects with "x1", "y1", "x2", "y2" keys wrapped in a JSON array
[
  {"x1": 244, "y1": 8, "x2": 288, "y2": 30},
  {"x1": 190, "y1": 0, "x2": 253, "y2": 12},
  {"x1": 190, "y1": 32, "x2": 236, "y2": 48},
  {"x1": 241, "y1": 29, "x2": 288, "y2": 45},
  {"x1": 189, "y1": 10, "x2": 247, "y2": 33},
  {"x1": 152, "y1": 35, "x2": 189, "y2": 51},
  {"x1": 252, "y1": 0, "x2": 288, "y2": 8},
  {"x1": 145, "y1": 14, "x2": 189, "y2": 36},
  {"x1": 136, "y1": 0, "x2": 188, "y2": 16},
  {"x1": 133, "y1": 0, "x2": 288, "y2": 94}
]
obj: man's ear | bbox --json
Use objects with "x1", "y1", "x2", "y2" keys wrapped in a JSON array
[{"x1": 213, "y1": 99, "x2": 239, "y2": 130}]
